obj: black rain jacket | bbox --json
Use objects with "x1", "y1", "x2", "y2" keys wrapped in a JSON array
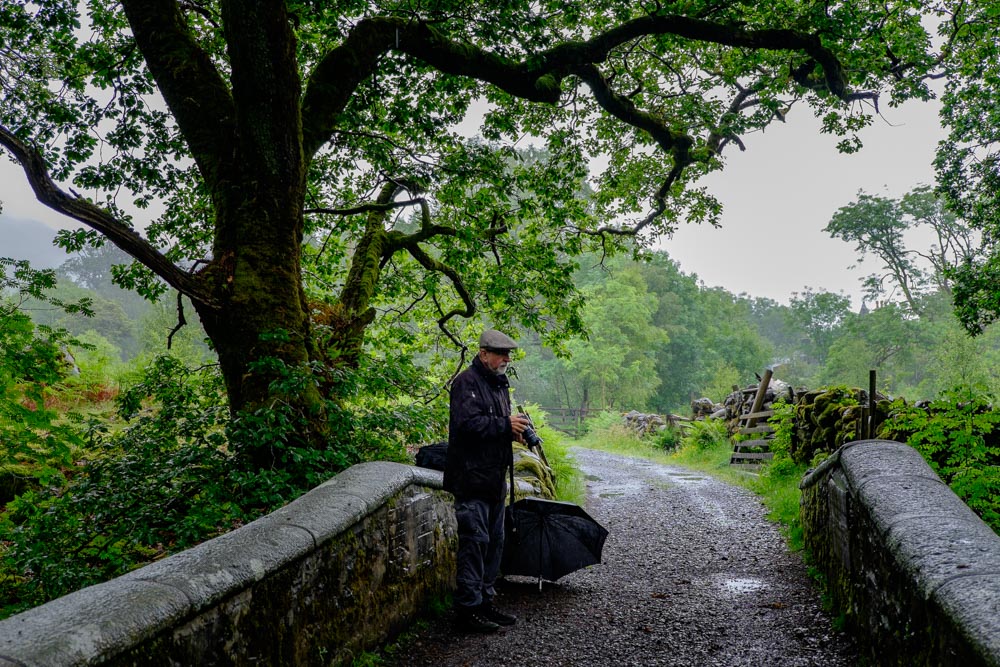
[{"x1": 444, "y1": 356, "x2": 514, "y2": 502}]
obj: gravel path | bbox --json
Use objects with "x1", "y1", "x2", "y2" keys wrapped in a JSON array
[{"x1": 385, "y1": 447, "x2": 858, "y2": 666}]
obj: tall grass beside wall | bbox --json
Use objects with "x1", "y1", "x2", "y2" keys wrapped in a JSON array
[{"x1": 521, "y1": 406, "x2": 586, "y2": 506}]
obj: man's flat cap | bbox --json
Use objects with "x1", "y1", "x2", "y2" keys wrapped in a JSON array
[{"x1": 479, "y1": 329, "x2": 518, "y2": 352}]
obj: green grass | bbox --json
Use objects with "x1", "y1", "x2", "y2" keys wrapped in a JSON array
[{"x1": 535, "y1": 420, "x2": 587, "y2": 505}]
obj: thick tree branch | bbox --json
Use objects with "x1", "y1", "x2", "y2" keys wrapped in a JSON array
[
  {"x1": 302, "y1": 17, "x2": 563, "y2": 159},
  {"x1": 120, "y1": 0, "x2": 236, "y2": 183},
  {"x1": 0, "y1": 125, "x2": 213, "y2": 307},
  {"x1": 542, "y1": 13, "x2": 844, "y2": 98},
  {"x1": 302, "y1": 13, "x2": 851, "y2": 160},
  {"x1": 305, "y1": 198, "x2": 424, "y2": 217},
  {"x1": 573, "y1": 63, "x2": 694, "y2": 155},
  {"x1": 404, "y1": 242, "x2": 476, "y2": 335}
]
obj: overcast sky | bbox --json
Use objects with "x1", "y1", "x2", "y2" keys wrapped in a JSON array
[
  {"x1": 0, "y1": 91, "x2": 946, "y2": 308},
  {"x1": 663, "y1": 94, "x2": 946, "y2": 309}
]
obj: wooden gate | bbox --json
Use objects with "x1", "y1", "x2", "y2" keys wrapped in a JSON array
[
  {"x1": 538, "y1": 407, "x2": 590, "y2": 438},
  {"x1": 730, "y1": 368, "x2": 775, "y2": 470},
  {"x1": 729, "y1": 409, "x2": 775, "y2": 470}
]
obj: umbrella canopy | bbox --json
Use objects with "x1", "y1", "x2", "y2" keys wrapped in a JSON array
[{"x1": 502, "y1": 497, "x2": 609, "y2": 582}]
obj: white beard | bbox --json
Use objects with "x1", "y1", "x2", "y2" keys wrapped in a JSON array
[{"x1": 494, "y1": 362, "x2": 509, "y2": 375}]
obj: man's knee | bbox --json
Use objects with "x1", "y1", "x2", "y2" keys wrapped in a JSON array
[{"x1": 455, "y1": 499, "x2": 491, "y2": 542}]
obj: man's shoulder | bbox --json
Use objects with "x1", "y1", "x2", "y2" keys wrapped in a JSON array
[{"x1": 451, "y1": 365, "x2": 481, "y2": 391}]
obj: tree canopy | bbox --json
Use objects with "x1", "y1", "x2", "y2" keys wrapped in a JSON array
[
  {"x1": 0, "y1": 0, "x2": 959, "y2": 468},
  {"x1": 826, "y1": 186, "x2": 975, "y2": 315},
  {"x1": 934, "y1": 0, "x2": 1000, "y2": 334}
]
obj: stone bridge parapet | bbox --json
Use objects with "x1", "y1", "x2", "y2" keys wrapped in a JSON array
[
  {"x1": 0, "y1": 462, "x2": 455, "y2": 666},
  {"x1": 800, "y1": 439, "x2": 1000, "y2": 666}
]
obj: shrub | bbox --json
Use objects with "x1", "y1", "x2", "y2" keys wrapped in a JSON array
[
  {"x1": 652, "y1": 425, "x2": 682, "y2": 451},
  {"x1": 0, "y1": 351, "x2": 449, "y2": 619},
  {"x1": 766, "y1": 399, "x2": 795, "y2": 462},
  {"x1": 679, "y1": 418, "x2": 729, "y2": 451},
  {"x1": 1, "y1": 356, "x2": 234, "y2": 616},
  {"x1": 882, "y1": 385, "x2": 1000, "y2": 533}
]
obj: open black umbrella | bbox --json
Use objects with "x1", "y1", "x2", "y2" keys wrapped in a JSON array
[{"x1": 502, "y1": 464, "x2": 608, "y2": 585}]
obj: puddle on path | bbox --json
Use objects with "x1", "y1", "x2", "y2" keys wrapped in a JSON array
[
  {"x1": 719, "y1": 577, "x2": 767, "y2": 596},
  {"x1": 585, "y1": 477, "x2": 649, "y2": 498},
  {"x1": 670, "y1": 474, "x2": 707, "y2": 482}
]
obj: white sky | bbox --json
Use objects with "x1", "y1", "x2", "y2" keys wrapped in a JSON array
[
  {"x1": 663, "y1": 95, "x2": 946, "y2": 309},
  {"x1": 0, "y1": 90, "x2": 946, "y2": 309}
]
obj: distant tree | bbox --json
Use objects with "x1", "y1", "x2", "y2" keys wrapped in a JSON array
[
  {"x1": 696, "y1": 287, "x2": 773, "y2": 384},
  {"x1": 899, "y1": 187, "x2": 977, "y2": 292},
  {"x1": 0, "y1": 1, "x2": 954, "y2": 469},
  {"x1": 787, "y1": 288, "x2": 851, "y2": 365},
  {"x1": 631, "y1": 253, "x2": 771, "y2": 410},
  {"x1": 632, "y1": 252, "x2": 707, "y2": 409},
  {"x1": 820, "y1": 304, "x2": 920, "y2": 389},
  {"x1": 549, "y1": 266, "x2": 665, "y2": 413},
  {"x1": 825, "y1": 186, "x2": 975, "y2": 315},
  {"x1": 746, "y1": 296, "x2": 799, "y2": 354},
  {"x1": 57, "y1": 245, "x2": 151, "y2": 321}
]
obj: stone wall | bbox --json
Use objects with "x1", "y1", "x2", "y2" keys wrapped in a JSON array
[
  {"x1": 0, "y1": 462, "x2": 456, "y2": 666},
  {"x1": 800, "y1": 439, "x2": 1000, "y2": 666}
]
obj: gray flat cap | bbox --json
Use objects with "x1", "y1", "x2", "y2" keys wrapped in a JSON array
[{"x1": 479, "y1": 329, "x2": 518, "y2": 351}]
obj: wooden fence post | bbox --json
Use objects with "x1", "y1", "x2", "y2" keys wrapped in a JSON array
[
  {"x1": 868, "y1": 369, "x2": 877, "y2": 440},
  {"x1": 746, "y1": 368, "x2": 774, "y2": 429}
]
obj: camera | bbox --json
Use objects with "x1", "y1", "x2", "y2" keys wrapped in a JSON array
[
  {"x1": 516, "y1": 405, "x2": 543, "y2": 448},
  {"x1": 522, "y1": 425, "x2": 543, "y2": 449}
]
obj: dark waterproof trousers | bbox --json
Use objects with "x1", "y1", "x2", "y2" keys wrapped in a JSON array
[{"x1": 454, "y1": 495, "x2": 505, "y2": 609}]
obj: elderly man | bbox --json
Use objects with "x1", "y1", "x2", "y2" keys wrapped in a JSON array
[{"x1": 444, "y1": 329, "x2": 530, "y2": 633}]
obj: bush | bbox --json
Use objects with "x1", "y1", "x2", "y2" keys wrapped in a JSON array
[
  {"x1": 1, "y1": 356, "x2": 234, "y2": 616},
  {"x1": 652, "y1": 425, "x2": 681, "y2": 451},
  {"x1": 0, "y1": 351, "x2": 449, "y2": 619},
  {"x1": 882, "y1": 385, "x2": 1000, "y2": 533},
  {"x1": 766, "y1": 399, "x2": 795, "y2": 462},
  {"x1": 679, "y1": 418, "x2": 729, "y2": 451}
]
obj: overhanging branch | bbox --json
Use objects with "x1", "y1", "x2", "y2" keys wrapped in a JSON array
[
  {"x1": 404, "y1": 242, "x2": 475, "y2": 333},
  {"x1": 305, "y1": 198, "x2": 424, "y2": 217},
  {"x1": 302, "y1": 12, "x2": 853, "y2": 160},
  {"x1": 0, "y1": 125, "x2": 213, "y2": 307},
  {"x1": 120, "y1": 0, "x2": 236, "y2": 184}
]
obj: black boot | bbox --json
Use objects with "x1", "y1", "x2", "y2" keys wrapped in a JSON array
[
  {"x1": 455, "y1": 605, "x2": 500, "y2": 633},
  {"x1": 480, "y1": 601, "x2": 517, "y2": 626}
]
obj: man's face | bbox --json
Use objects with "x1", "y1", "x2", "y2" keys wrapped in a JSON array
[{"x1": 480, "y1": 348, "x2": 511, "y2": 375}]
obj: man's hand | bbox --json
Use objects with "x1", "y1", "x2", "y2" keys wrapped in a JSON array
[{"x1": 510, "y1": 414, "x2": 531, "y2": 443}]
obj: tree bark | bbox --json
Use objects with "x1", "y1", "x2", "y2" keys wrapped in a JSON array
[{"x1": 120, "y1": 0, "x2": 336, "y2": 465}]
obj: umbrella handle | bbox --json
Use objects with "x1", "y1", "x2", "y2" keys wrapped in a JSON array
[{"x1": 507, "y1": 454, "x2": 519, "y2": 540}]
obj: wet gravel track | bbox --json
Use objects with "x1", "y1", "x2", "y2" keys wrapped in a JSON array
[{"x1": 384, "y1": 447, "x2": 858, "y2": 667}]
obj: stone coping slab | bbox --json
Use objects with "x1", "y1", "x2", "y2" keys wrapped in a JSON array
[
  {"x1": 801, "y1": 439, "x2": 1000, "y2": 666},
  {"x1": 0, "y1": 462, "x2": 445, "y2": 666}
]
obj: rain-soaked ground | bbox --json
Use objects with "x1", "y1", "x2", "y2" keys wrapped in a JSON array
[{"x1": 382, "y1": 447, "x2": 858, "y2": 667}]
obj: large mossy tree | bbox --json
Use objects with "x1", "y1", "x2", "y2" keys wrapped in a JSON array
[{"x1": 0, "y1": 0, "x2": 956, "y2": 467}]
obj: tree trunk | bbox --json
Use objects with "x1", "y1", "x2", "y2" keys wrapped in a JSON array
[{"x1": 190, "y1": 181, "x2": 329, "y2": 468}]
